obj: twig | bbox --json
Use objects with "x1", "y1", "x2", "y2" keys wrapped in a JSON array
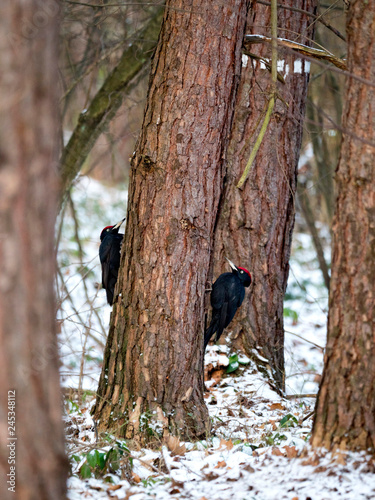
[
  {"x1": 59, "y1": 8, "x2": 164, "y2": 199},
  {"x1": 286, "y1": 371, "x2": 321, "y2": 378},
  {"x1": 256, "y1": 0, "x2": 346, "y2": 42},
  {"x1": 244, "y1": 34, "x2": 347, "y2": 71},
  {"x1": 78, "y1": 321, "x2": 90, "y2": 398},
  {"x1": 285, "y1": 393, "x2": 317, "y2": 399},
  {"x1": 57, "y1": 267, "x2": 105, "y2": 349},
  {"x1": 65, "y1": 193, "x2": 107, "y2": 336},
  {"x1": 243, "y1": 49, "x2": 285, "y2": 83},
  {"x1": 302, "y1": 410, "x2": 315, "y2": 422},
  {"x1": 285, "y1": 330, "x2": 325, "y2": 352},
  {"x1": 297, "y1": 186, "x2": 331, "y2": 290}
]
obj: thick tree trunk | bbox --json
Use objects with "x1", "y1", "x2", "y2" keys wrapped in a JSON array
[
  {"x1": 312, "y1": 1, "x2": 375, "y2": 453},
  {"x1": 0, "y1": 2, "x2": 68, "y2": 500},
  {"x1": 93, "y1": 0, "x2": 250, "y2": 440},
  {"x1": 211, "y1": 0, "x2": 316, "y2": 392}
]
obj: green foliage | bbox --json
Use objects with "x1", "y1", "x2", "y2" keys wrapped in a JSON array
[
  {"x1": 226, "y1": 353, "x2": 250, "y2": 374},
  {"x1": 67, "y1": 399, "x2": 80, "y2": 414},
  {"x1": 264, "y1": 432, "x2": 288, "y2": 446},
  {"x1": 227, "y1": 354, "x2": 239, "y2": 373},
  {"x1": 141, "y1": 477, "x2": 171, "y2": 491},
  {"x1": 77, "y1": 441, "x2": 131, "y2": 479},
  {"x1": 78, "y1": 264, "x2": 95, "y2": 279},
  {"x1": 79, "y1": 462, "x2": 92, "y2": 479},
  {"x1": 211, "y1": 415, "x2": 224, "y2": 424},
  {"x1": 85, "y1": 352, "x2": 103, "y2": 364},
  {"x1": 258, "y1": 413, "x2": 299, "y2": 447},
  {"x1": 139, "y1": 410, "x2": 164, "y2": 438},
  {"x1": 279, "y1": 413, "x2": 298, "y2": 429},
  {"x1": 284, "y1": 273, "x2": 309, "y2": 301},
  {"x1": 283, "y1": 307, "x2": 299, "y2": 323}
]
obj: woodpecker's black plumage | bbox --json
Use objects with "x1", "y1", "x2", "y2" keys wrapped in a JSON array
[
  {"x1": 204, "y1": 258, "x2": 251, "y2": 352},
  {"x1": 99, "y1": 218, "x2": 125, "y2": 305}
]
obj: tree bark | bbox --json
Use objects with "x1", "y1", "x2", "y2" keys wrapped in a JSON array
[
  {"x1": 312, "y1": 0, "x2": 375, "y2": 453},
  {"x1": 93, "y1": 0, "x2": 250, "y2": 441},
  {"x1": 0, "y1": 2, "x2": 68, "y2": 500},
  {"x1": 211, "y1": 0, "x2": 316, "y2": 392}
]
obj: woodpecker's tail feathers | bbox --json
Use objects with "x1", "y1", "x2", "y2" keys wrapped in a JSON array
[{"x1": 204, "y1": 322, "x2": 215, "y2": 352}]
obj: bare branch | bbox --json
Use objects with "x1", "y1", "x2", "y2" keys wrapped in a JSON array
[
  {"x1": 244, "y1": 34, "x2": 347, "y2": 71},
  {"x1": 59, "y1": 7, "x2": 164, "y2": 200},
  {"x1": 256, "y1": 0, "x2": 346, "y2": 42}
]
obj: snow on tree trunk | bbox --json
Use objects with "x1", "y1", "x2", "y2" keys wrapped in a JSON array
[
  {"x1": 211, "y1": 0, "x2": 317, "y2": 392},
  {"x1": 312, "y1": 0, "x2": 375, "y2": 453},
  {"x1": 0, "y1": 2, "x2": 68, "y2": 499},
  {"x1": 93, "y1": 0, "x2": 250, "y2": 440}
]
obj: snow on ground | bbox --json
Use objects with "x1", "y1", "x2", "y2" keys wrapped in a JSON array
[
  {"x1": 57, "y1": 175, "x2": 127, "y2": 391},
  {"x1": 60, "y1": 177, "x2": 375, "y2": 499}
]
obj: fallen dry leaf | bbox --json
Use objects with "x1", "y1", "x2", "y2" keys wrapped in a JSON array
[
  {"x1": 215, "y1": 460, "x2": 227, "y2": 468},
  {"x1": 284, "y1": 446, "x2": 298, "y2": 459},
  {"x1": 301, "y1": 455, "x2": 320, "y2": 466},
  {"x1": 205, "y1": 365, "x2": 226, "y2": 384},
  {"x1": 131, "y1": 472, "x2": 141, "y2": 483},
  {"x1": 169, "y1": 487, "x2": 181, "y2": 494},
  {"x1": 107, "y1": 484, "x2": 122, "y2": 491},
  {"x1": 314, "y1": 465, "x2": 328, "y2": 473},
  {"x1": 270, "y1": 419, "x2": 278, "y2": 431},
  {"x1": 272, "y1": 447, "x2": 284, "y2": 457},
  {"x1": 269, "y1": 403, "x2": 285, "y2": 411},
  {"x1": 165, "y1": 435, "x2": 186, "y2": 456},
  {"x1": 219, "y1": 438, "x2": 234, "y2": 450},
  {"x1": 204, "y1": 471, "x2": 219, "y2": 481},
  {"x1": 242, "y1": 464, "x2": 255, "y2": 473}
]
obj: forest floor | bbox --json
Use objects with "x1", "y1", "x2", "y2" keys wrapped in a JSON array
[{"x1": 60, "y1": 177, "x2": 375, "y2": 500}]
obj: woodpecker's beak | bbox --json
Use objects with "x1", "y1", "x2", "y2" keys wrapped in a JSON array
[
  {"x1": 113, "y1": 218, "x2": 126, "y2": 230},
  {"x1": 225, "y1": 257, "x2": 238, "y2": 272}
]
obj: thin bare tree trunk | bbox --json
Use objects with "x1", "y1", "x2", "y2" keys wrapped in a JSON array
[
  {"x1": 312, "y1": 0, "x2": 375, "y2": 453},
  {"x1": 298, "y1": 181, "x2": 330, "y2": 290},
  {"x1": 211, "y1": 0, "x2": 316, "y2": 392},
  {"x1": 0, "y1": 2, "x2": 68, "y2": 499},
  {"x1": 93, "y1": 0, "x2": 250, "y2": 441},
  {"x1": 60, "y1": 7, "x2": 164, "y2": 198}
]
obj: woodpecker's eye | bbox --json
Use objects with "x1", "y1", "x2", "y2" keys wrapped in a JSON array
[{"x1": 240, "y1": 270, "x2": 244, "y2": 274}]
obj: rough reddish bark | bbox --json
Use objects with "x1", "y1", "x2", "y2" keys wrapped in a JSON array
[
  {"x1": 0, "y1": 2, "x2": 68, "y2": 499},
  {"x1": 93, "y1": 0, "x2": 250, "y2": 440},
  {"x1": 211, "y1": 0, "x2": 316, "y2": 391},
  {"x1": 312, "y1": 1, "x2": 375, "y2": 453}
]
